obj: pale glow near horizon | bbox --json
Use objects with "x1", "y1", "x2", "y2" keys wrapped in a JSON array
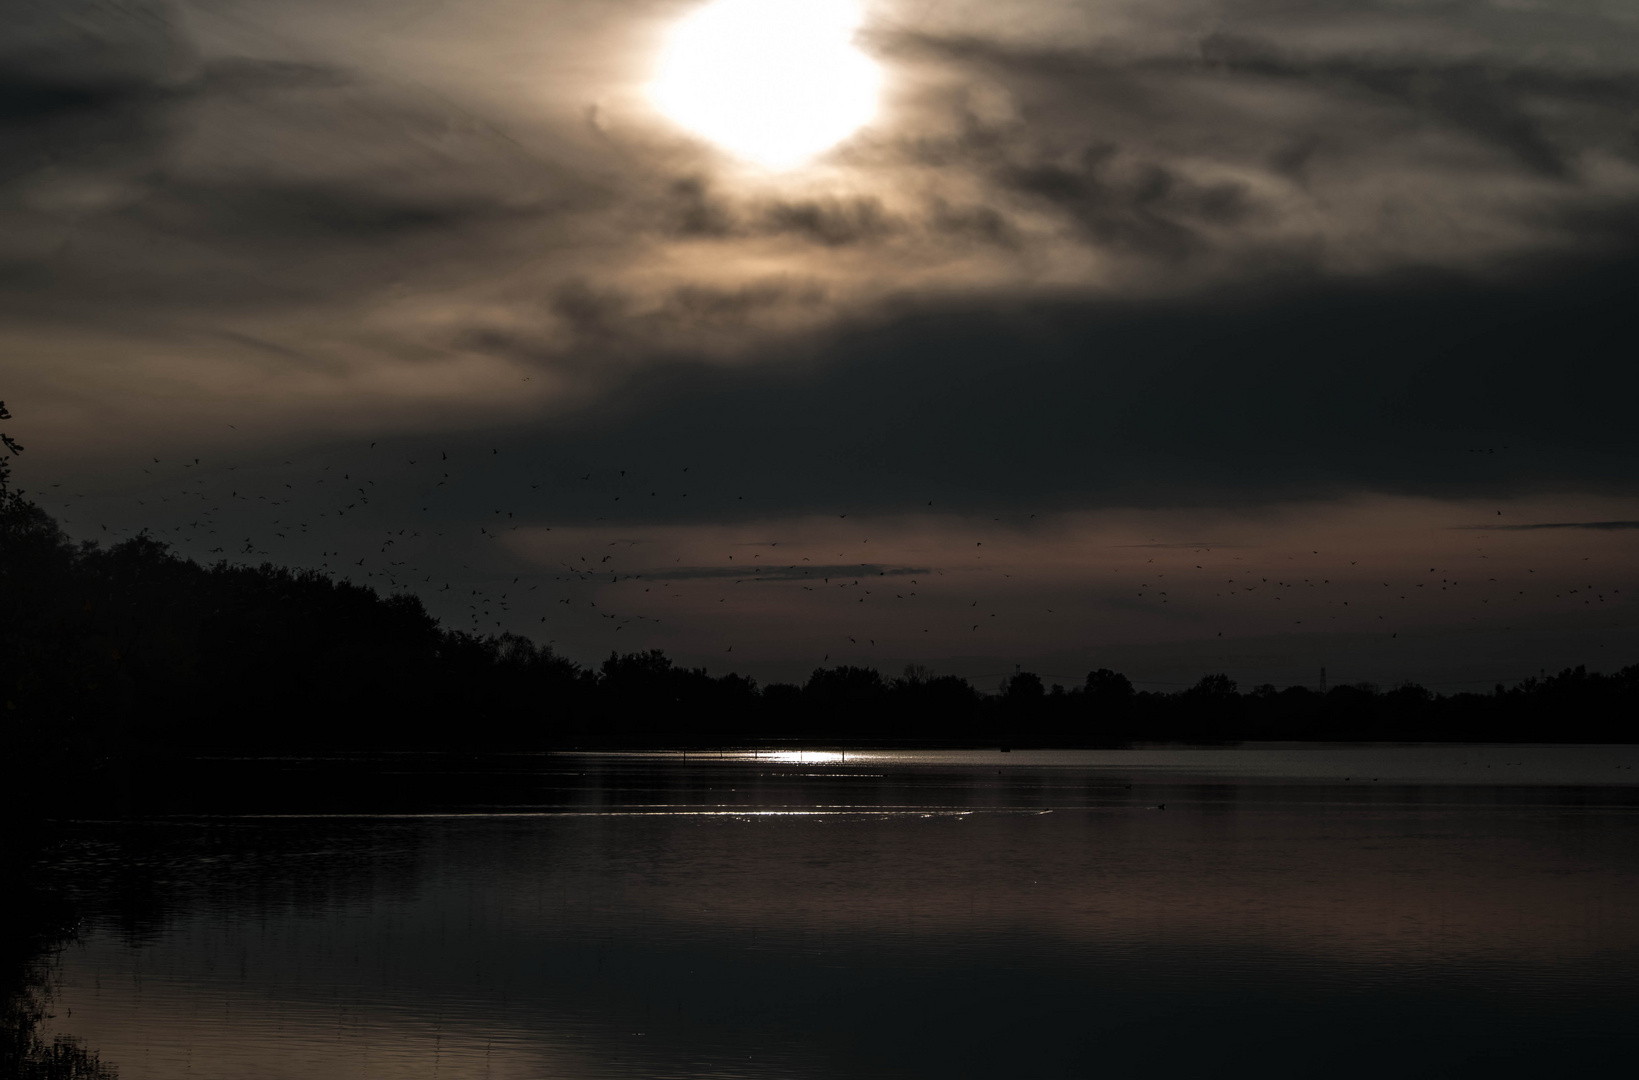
[{"x1": 650, "y1": 0, "x2": 882, "y2": 169}]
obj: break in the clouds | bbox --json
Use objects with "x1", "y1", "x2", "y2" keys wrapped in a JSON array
[{"x1": 5, "y1": 0, "x2": 1638, "y2": 679}]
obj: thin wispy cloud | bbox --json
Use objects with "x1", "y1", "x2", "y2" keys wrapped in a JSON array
[
  {"x1": 1461, "y1": 521, "x2": 1639, "y2": 532},
  {"x1": 638, "y1": 564, "x2": 928, "y2": 582}
]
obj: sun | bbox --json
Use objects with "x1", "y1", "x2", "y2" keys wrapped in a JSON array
[{"x1": 650, "y1": 0, "x2": 882, "y2": 170}]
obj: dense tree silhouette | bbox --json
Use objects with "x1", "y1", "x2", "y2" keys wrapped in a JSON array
[
  {"x1": 4, "y1": 491, "x2": 1636, "y2": 762},
  {"x1": 2, "y1": 398, "x2": 1636, "y2": 782},
  {"x1": 1003, "y1": 671, "x2": 1046, "y2": 702},
  {"x1": 889, "y1": 666, "x2": 983, "y2": 741}
]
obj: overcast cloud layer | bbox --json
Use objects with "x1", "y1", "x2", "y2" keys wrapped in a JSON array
[{"x1": 5, "y1": 0, "x2": 1638, "y2": 681}]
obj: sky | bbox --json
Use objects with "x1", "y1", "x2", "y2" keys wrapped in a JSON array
[{"x1": 5, "y1": 0, "x2": 1638, "y2": 689}]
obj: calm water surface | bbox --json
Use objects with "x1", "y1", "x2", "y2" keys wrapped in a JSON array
[{"x1": 39, "y1": 746, "x2": 1639, "y2": 1079}]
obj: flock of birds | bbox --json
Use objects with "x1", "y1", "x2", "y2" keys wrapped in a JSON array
[{"x1": 27, "y1": 433, "x2": 1634, "y2": 680}]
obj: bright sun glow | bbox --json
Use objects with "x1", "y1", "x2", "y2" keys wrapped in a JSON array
[{"x1": 651, "y1": 0, "x2": 882, "y2": 169}]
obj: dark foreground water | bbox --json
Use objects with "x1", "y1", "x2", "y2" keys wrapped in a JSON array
[{"x1": 33, "y1": 746, "x2": 1639, "y2": 1079}]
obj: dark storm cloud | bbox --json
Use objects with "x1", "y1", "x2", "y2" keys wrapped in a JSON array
[{"x1": 462, "y1": 251, "x2": 1639, "y2": 522}]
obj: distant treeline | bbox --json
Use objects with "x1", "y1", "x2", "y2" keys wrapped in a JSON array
[{"x1": 4, "y1": 440, "x2": 1637, "y2": 792}]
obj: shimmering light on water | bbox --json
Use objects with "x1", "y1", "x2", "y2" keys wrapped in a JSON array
[
  {"x1": 754, "y1": 749, "x2": 850, "y2": 765},
  {"x1": 39, "y1": 747, "x2": 1639, "y2": 1079}
]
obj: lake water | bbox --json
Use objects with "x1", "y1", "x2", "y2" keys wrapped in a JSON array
[{"x1": 35, "y1": 746, "x2": 1639, "y2": 1079}]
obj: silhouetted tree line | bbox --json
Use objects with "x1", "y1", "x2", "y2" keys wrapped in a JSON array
[
  {"x1": 747, "y1": 663, "x2": 1637, "y2": 746},
  {"x1": 4, "y1": 404, "x2": 1636, "y2": 789}
]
